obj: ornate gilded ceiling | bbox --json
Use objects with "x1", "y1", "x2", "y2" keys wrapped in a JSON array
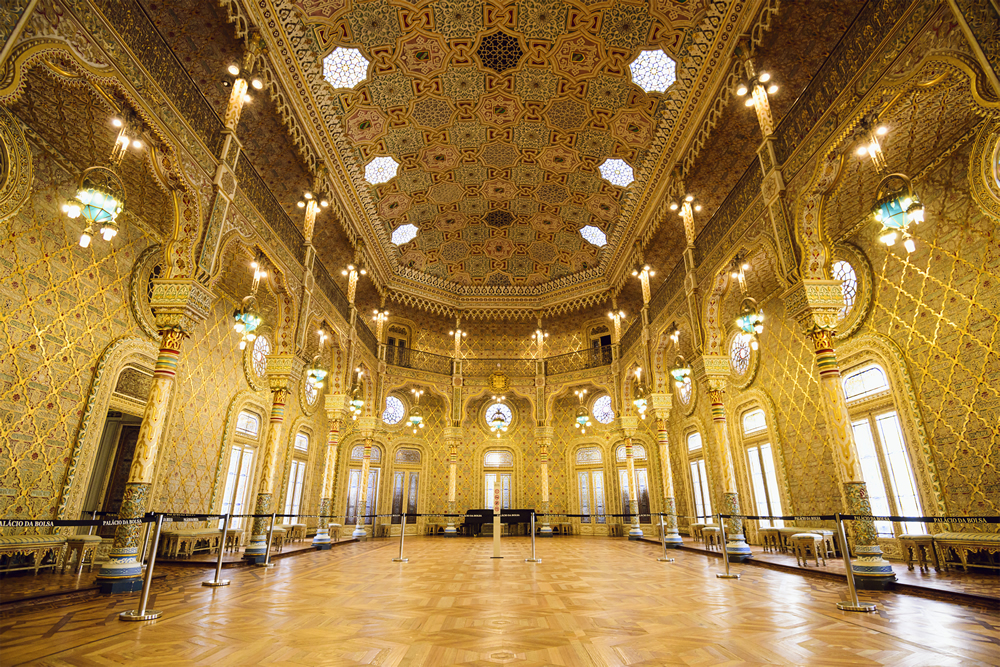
[{"x1": 283, "y1": 0, "x2": 730, "y2": 311}]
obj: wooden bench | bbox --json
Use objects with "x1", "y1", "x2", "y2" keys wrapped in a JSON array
[
  {"x1": 160, "y1": 527, "x2": 223, "y2": 558},
  {"x1": 0, "y1": 535, "x2": 67, "y2": 574},
  {"x1": 933, "y1": 532, "x2": 1000, "y2": 571},
  {"x1": 278, "y1": 524, "x2": 307, "y2": 544}
]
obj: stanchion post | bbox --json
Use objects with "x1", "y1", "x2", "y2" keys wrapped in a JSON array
[
  {"x1": 657, "y1": 513, "x2": 674, "y2": 562},
  {"x1": 204, "y1": 513, "x2": 232, "y2": 587},
  {"x1": 137, "y1": 520, "x2": 153, "y2": 568},
  {"x1": 120, "y1": 514, "x2": 164, "y2": 622},
  {"x1": 393, "y1": 512, "x2": 409, "y2": 562},
  {"x1": 525, "y1": 512, "x2": 541, "y2": 563},
  {"x1": 835, "y1": 513, "x2": 877, "y2": 612},
  {"x1": 716, "y1": 513, "x2": 739, "y2": 579},
  {"x1": 258, "y1": 513, "x2": 276, "y2": 568}
]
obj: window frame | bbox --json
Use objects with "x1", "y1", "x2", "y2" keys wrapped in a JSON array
[
  {"x1": 738, "y1": 407, "x2": 785, "y2": 529},
  {"x1": 686, "y1": 429, "x2": 713, "y2": 523}
]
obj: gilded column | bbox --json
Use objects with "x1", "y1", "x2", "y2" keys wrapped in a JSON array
[
  {"x1": 619, "y1": 416, "x2": 643, "y2": 539},
  {"x1": 313, "y1": 394, "x2": 346, "y2": 549},
  {"x1": 652, "y1": 392, "x2": 682, "y2": 547},
  {"x1": 785, "y1": 281, "x2": 895, "y2": 588},
  {"x1": 96, "y1": 280, "x2": 211, "y2": 593},
  {"x1": 352, "y1": 417, "x2": 378, "y2": 539},
  {"x1": 444, "y1": 426, "x2": 461, "y2": 536},
  {"x1": 244, "y1": 355, "x2": 293, "y2": 560},
  {"x1": 535, "y1": 426, "x2": 553, "y2": 536}
]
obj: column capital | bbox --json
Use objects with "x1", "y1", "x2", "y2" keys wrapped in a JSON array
[
  {"x1": 356, "y1": 416, "x2": 378, "y2": 435},
  {"x1": 617, "y1": 415, "x2": 639, "y2": 437},
  {"x1": 325, "y1": 393, "x2": 348, "y2": 421},
  {"x1": 150, "y1": 279, "x2": 213, "y2": 335},
  {"x1": 782, "y1": 279, "x2": 845, "y2": 333},
  {"x1": 650, "y1": 392, "x2": 672, "y2": 421},
  {"x1": 534, "y1": 425, "x2": 554, "y2": 444},
  {"x1": 266, "y1": 354, "x2": 294, "y2": 391},
  {"x1": 695, "y1": 354, "x2": 730, "y2": 391},
  {"x1": 443, "y1": 426, "x2": 463, "y2": 443}
]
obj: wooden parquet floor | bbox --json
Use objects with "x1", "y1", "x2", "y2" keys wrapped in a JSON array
[{"x1": 1, "y1": 537, "x2": 998, "y2": 666}]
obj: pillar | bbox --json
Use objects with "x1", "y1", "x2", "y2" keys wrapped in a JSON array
[
  {"x1": 313, "y1": 395, "x2": 346, "y2": 549},
  {"x1": 95, "y1": 280, "x2": 210, "y2": 593},
  {"x1": 444, "y1": 426, "x2": 461, "y2": 536},
  {"x1": 353, "y1": 435, "x2": 374, "y2": 539},
  {"x1": 652, "y1": 396, "x2": 682, "y2": 547},
  {"x1": 624, "y1": 437, "x2": 644, "y2": 539},
  {"x1": 535, "y1": 426, "x2": 553, "y2": 536},
  {"x1": 244, "y1": 355, "x2": 293, "y2": 561}
]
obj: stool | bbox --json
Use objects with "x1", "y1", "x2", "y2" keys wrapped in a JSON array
[
  {"x1": 62, "y1": 535, "x2": 102, "y2": 573},
  {"x1": 289, "y1": 523, "x2": 307, "y2": 543},
  {"x1": 269, "y1": 527, "x2": 286, "y2": 553},
  {"x1": 328, "y1": 523, "x2": 342, "y2": 541},
  {"x1": 224, "y1": 528, "x2": 242, "y2": 553},
  {"x1": 807, "y1": 529, "x2": 837, "y2": 559},
  {"x1": 790, "y1": 533, "x2": 825, "y2": 567},
  {"x1": 703, "y1": 526, "x2": 721, "y2": 551},
  {"x1": 691, "y1": 523, "x2": 706, "y2": 542},
  {"x1": 899, "y1": 534, "x2": 940, "y2": 572},
  {"x1": 759, "y1": 528, "x2": 780, "y2": 553}
]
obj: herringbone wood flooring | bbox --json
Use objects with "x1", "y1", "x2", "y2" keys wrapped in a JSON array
[{"x1": 1, "y1": 537, "x2": 997, "y2": 666}]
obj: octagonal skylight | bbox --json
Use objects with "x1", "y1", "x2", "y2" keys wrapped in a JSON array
[
  {"x1": 323, "y1": 47, "x2": 370, "y2": 89},
  {"x1": 629, "y1": 49, "x2": 676, "y2": 93},
  {"x1": 580, "y1": 225, "x2": 607, "y2": 247},
  {"x1": 365, "y1": 156, "x2": 399, "y2": 185},
  {"x1": 598, "y1": 158, "x2": 634, "y2": 187},
  {"x1": 391, "y1": 223, "x2": 419, "y2": 245}
]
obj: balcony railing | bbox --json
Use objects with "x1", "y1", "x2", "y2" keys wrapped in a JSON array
[
  {"x1": 619, "y1": 320, "x2": 641, "y2": 358},
  {"x1": 462, "y1": 357, "x2": 537, "y2": 377},
  {"x1": 545, "y1": 345, "x2": 613, "y2": 375},
  {"x1": 386, "y1": 347, "x2": 453, "y2": 375},
  {"x1": 356, "y1": 319, "x2": 378, "y2": 358}
]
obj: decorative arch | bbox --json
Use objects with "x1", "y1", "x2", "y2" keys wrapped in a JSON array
[
  {"x1": 727, "y1": 388, "x2": 795, "y2": 519},
  {"x1": 208, "y1": 390, "x2": 269, "y2": 513},
  {"x1": 0, "y1": 105, "x2": 33, "y2": 222},
  {"x1": 56, "y1": 336, "x2": 158, "y2": 521}
]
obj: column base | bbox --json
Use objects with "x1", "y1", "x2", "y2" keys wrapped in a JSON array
[
  {"x1": 538, "y1": 526, "x2": 554, "y2": 537},
  {"x1": 244, "y1": 537, "x2": 268, "y2": 557},
  {"x1": 244, "y1": 554, "x2": 269, "y2": 565},
  {"x1": 443, "y1": 525, "x2": 458, "y2": 537},
  {"x1": 314, "y1": 544, "x2": 332, "y2": 551},
  {"x1": 664, "y1": 535, "x2": 683, "y2": 548},
  {"x1": 351, "y1": 527, "x2": 368, "y2": 539},
  {"x1": 312, "y1": 530, "x2": 331, "y2": 548},
  {"x1": 726, "y1": 535, "x2": 753, "y2": 562},
  {"x1": 851, "y1": 555, "x2": 896, "y2": 590},
  {"x1": 98, "y1": 576, "x2": 144, "y2": 595}
]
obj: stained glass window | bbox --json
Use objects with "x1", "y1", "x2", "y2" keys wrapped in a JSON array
[
  {"x1": 592, "y1": 395, "x2": 614, "y2": 424},
  {"x1": 843, "y1": 364, "x2": 890, "y2": 402},
  {"x1": 678, "y1": 375, "x2": 692, "y2": 404},
  {"x1": 687, "y1": 431, "x2": 702, "y2": 451},
  {"x1": 629, "y1": 49, "x2": 677, "y2": 93},
  {"x1": 484, "y1": 449, "x2": 514, "y2": 468},
  {"x1": 350, "y1": 444, "x2": 382, "y2": 462},
  {"x1": 294, "y1": 432, "x2": 309, "y2": 453},
  {"x1": 322, "y1": 47, "x2": 370, "y2": 89},
  {"x1": 365, "y1": 156, "x2": 399, "y2": 185},
  {"x1": 485, "y1": 402, "x2": 512, "y2": 429},
  {"x1": 395, "y1": 447, "x2": 421, "y2": 464},
  {"x1": 742, "y1": 409, "x2": 767, "y2": 435},
  {"x1": 598, "y1": 158, "x2": 634, "y2": 187},
  {"x1": 833, "y1": 260, "x2": 858, "y2": 322},
  {"x1": 304, "y1": 376, "x2": 319, "y2": 405},
  {"x1": 252, "y1": 336, "x2": 271, "y2": 378},
  {"x1": 580, "y1": 225, "x2": 606, "y2": 247},
  {"x1": 391, "y1": 223, "x2": 419, "y2": 245},
  {"x1": 235, "y1": 411, "x2": 260, "y2": 438},
  {"x1": 730, "y1": 335, "x2": 751, "y2": 376},
  {"x1": 576, "y1": 446, "x2": 603, "y2": 465},
  {"x1": 615, "y1": 444, "x2": 647, "y2": 461},
  {"x1": 382, "y1": 395, "x2": 405, "y2": 425}
]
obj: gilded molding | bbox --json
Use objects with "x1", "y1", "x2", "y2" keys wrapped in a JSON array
[
  {"x1": 782, "y1": 279, "x2": 846, "y2": 333},
  {"x1": 0, "y1": 105, "x2": 32, "y2": 222},
  {"x1": 968, "y1": 120, "x2": 1000, "y2": 219}
]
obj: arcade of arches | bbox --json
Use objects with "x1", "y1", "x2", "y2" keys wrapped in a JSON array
[{"x1": 1, "y1": 0, "x2": 999, "y2": 664}]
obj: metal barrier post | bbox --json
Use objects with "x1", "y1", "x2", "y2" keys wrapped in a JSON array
[
  {"x1": 120, "y1": 514, "x2": 164, "y2": 621},
  {"x1": 258, "y1": 513, "x2": 276, "y2": 568},
  {"x1": 657, "y1": 513, "x2": 674, "y2": 562},
  {"x1": 203, "y1": 513, "x2": 232, "y2": 587},
  {"x1": 716, "y1": 513, "x2": 739, "y2": 579},
  {"x1": 393, "y1": 512, "x2": 409, "y2": 562},
  {"x1": 525, "y1": 512, "x2": 541, "y2": 563},
  {"x1": 835, "y1": 513, "x2": 876, "y2": 612}
]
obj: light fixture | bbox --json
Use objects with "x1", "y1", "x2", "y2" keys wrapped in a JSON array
[
  {"x1": 409, "y1": 388, "x2": 425, "y2": 433},
  {"x1": 608, "y1": 310, "x2": 626, "y2": 320},
  {"x1": 872, "y1": 173, "x2": 923, "y2": 253},
  {"x1": 670, "y1": 355, "x2": 691, "y2": 387},
  {"x1": 65, "y1": 113, "x2": 144, "y2": 248},
  {"x1": 736, "y1": 70, "x2": 778, "y2": 102},
  {"x1": 736, "y1": 296, "x2": 764, "y2": 351},
  {"x1": 341, "y1": 263, "x2": 367, "y2": 277},
  {"x1": 306, "y1": 356, "x2": 327, "y2": 390},
  {"x1": 632, "y1": 368, "x2": 649, "y2": 419},
  {"x1": 573, "y1": 389, "x2": 591, "y2": 434},
  {"x1": 448, "y1": 329, "x2": 468, "y2": 337},
  {"x1": 668, "y1": 323, "x2": 680, "y2": 345},
  {"x1": 233, "y1": 256, "x2": 266, "y2": 350},
  {"x1": 349, "y1": 368, "x2": 365, "y2": 419},
  {"x1": 488, "y1": 395, "x2": 509, "y2": 436}
]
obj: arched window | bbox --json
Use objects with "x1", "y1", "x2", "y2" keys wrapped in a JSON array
[
  {"x1": 304, "y1": 375, "x2": 320, "y2": 406},
  {"x1": 485, "y1": 401, "x2": 513, "y2": 433},
  {"x1": 678, "y1": 375, "x2": 693, "y2": 405},
  {"x1": 221, "y1": 409, "x2": 262, "y2": 529},
  {"x1": 345, "y1": 443, "x2": 382, "y2": 526},
  {"x1": 687, "y1": 431, "x2": 712, "y2": 522},
  {"x1": 843, "y1": 363, "x2": 924, "y2": 537},
  {"x1": 283, "y1": 432, "x2": 309, "y2": 519},
  {"x1": 575, "y1": 447, "x2": 606, "y2": 526},
  {"x1": 592, "y1": 395, "x2": 615, "y2": 424},
  {"x1": 615, "y1": 443, "x2": 650, "y2": 525},
  {"x1": 483, "y1": 449, "x2": 513, "y2": 509},
  {"x1": 833, "y1": 260, "x2": 858, "y2": 322},
  {"x1": 739, "y1": 409, "x2": 784, "y2": 528},
  {"x1": 382, "y1": 395, "x2": 405, "y2": 425},
  {"x1": 252, "y1": 336, "x2": 271, "y2": 378},
  {"x1": 730, "y1": 335, "x2": 751, "y2": 376}
]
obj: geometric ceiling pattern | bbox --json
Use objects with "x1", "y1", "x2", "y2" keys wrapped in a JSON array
[{"x1": 292, "y1": 0, "x2": 709, "y2": 290}]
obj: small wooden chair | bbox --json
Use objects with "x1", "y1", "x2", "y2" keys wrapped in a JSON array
[
  {"x1": 328, "y1": 523, "x2": 342, "y2": 542},
  {"x1": 790, "y1": 533, "x2": 825, "y2": 567},
  {"x1": 899, "y1": 534, "x2": 940, "y2": 572},
  {"x1": 703, "y1": 526, "x2": 722, "y2": 551},
  {"x1": 691, "y1": 523, "x2": 706, "y2": 542},
  {"x1": 759, "y1": 528, "x2": 780, "y2": 553}
]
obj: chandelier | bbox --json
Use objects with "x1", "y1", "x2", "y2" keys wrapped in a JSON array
[
  {"x1": 349, "y1": 367, "x2": 364, "y2": 419},
  {"x1": 488, "y1": 395, "x2": 508, "y2": 436},
  {"x1": 632, "y1": 368, "x2": 649, "y2": 419},
  {"x1": 409, "y1": 388, "x2": 424, "y2": 434},
  {"x1": 670, "y1": 355, "x2": 691, "y2": 387},
  {"x1": 873, "y1": 173, "x2": 924, "y2": 253},
  {"x1": 305, "y1": 329, "x2": 328, "y2": 389},
  {"x1": 573, "y1": 388, "x2": 591, "y2": 434},
  {"x1": 232, "y1": 256, "x2": 266, "y2": 350},
  {"x1": 64, "y1": 114, "x2": 143, "y2": 248},
  {"x1": 736, "y1": 297, "x2": 764, "y2": 351}
]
